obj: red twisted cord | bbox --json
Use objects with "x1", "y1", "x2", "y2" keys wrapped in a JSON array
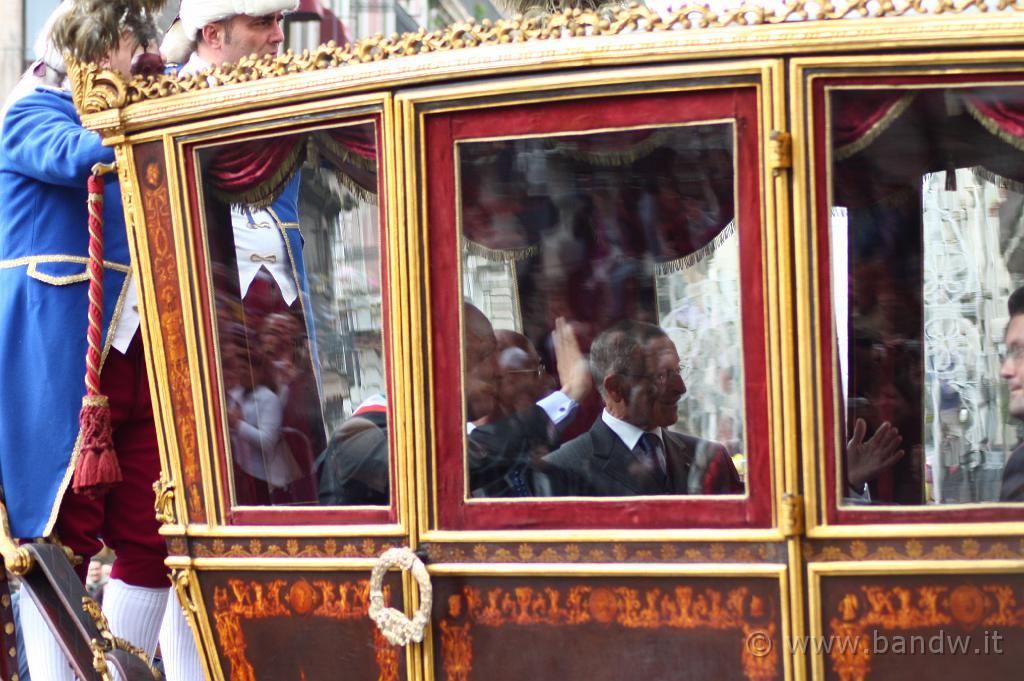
[
  {"x1": 84, "y1": 173, "x2": 104, "y2": 398},
  {"x1": 74, "y1": 163, "x2": 122, "y2": 498}
]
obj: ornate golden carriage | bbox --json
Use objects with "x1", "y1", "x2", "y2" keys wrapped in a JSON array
[{"x1": 22, "y1": 2, "x2": 1024, "y2": 679}]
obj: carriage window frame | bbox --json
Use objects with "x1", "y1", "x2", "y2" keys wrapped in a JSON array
[
  {"x1": 178, "y1": 108, "x2": 403, "y2": 528},
  {"x1": 413, "y1": 76, "x2": 778, "y2": 532},
  {"x1": 804, "y1": 66, "x2": 1024, "y2": 529}
]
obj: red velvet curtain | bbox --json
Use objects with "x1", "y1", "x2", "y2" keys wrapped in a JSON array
[
  {"x1": 327, "y1": 126, "x2": 376, "y2": 162},
  {"x1": 964, "y1": 87, "x2": 1024, "y2": 152},
  {"x1": 204, "y1": 126, "x2": 379, "y2": 206},
  {"x1": 833, "y1": 91, "x2": 916, "y2": 161},
  {"x1": 204, "y1": 135, "x2": 304, "y2": 208}
]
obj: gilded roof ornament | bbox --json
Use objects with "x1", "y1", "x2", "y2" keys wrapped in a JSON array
[{"x1": 76, "y1": 0, "x2": 1024, "y2": 112}]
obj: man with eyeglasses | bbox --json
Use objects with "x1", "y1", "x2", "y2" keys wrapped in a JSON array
[
  {"x1": 464, "y1": 304, "x2": 591, "y2": 497},
  {"x1": 540, "y1": 320, "x2": 741, "y2": 496},
  {"x1": 495, "y1": 329, "x2": 554, "y2": 416},
  {"x1": 998, "y1": 286, "x2": 1024, "y2": 501}
]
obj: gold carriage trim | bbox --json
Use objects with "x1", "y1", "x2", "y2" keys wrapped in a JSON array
[{"x1": 70, "y1": 1, "x2": 1024, "y2": 113}]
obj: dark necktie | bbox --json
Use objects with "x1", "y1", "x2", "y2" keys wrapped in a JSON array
[{"x1": 637, "y1": 432, "x2": 668, "y2": 490}]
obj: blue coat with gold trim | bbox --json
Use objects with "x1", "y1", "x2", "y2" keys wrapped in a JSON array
[
  {"x1": 271, "y1": 176, "x2": 320, "y2": 381},
  {"x1": 0, "y1": 87, "x2": 131, "y2": 538}
]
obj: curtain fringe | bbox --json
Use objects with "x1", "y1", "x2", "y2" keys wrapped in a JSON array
[
  {"x1": 317, "y1": 131, "x2": 377, "y2": 173},
  {"x1": 213, "y1": 143, "x2": 305, "y2": 210},
  {"x1": 972, "y1": 165, "x2": 1024, "y2": 195},
  {"x1": 654, "y1": 220, "x2": 736, "y2": 275},
  {"x1": 835, "y1": 93, "x2": 916, "y2": 162},
  {"x1": 549, "y1": 129, "x2": 669, "y2": 168},
  {"x1": 463, "y1": 238, "x2": 539, "y2": 262},
  {"x1": 965, "y1": 100, "x2": 1024, "y2": 154},
  {"x1": 337, "y1": 170, "x2": 378, "y2": 205}
]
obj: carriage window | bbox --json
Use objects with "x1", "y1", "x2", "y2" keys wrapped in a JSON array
[
  {"x1": 199, "y1": 121, "x2": 389, "y2": 508},
  {"x1": 831, "y1": 86, "x2": 1024, "y2": 505},
  {"x1": 458, "y1": 123, "x2": 746, "y2": 498}
]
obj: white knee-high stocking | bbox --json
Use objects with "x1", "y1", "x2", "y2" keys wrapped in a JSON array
[
  {"x1": 18, "y1": 591, "x2": 76, "y2": 681},
  {"x1": 159, "y1": 594, "x2": 206, "y2": 681},
  {"x1": 102, "y1": 578, "x2": 168, "y2": 660}
]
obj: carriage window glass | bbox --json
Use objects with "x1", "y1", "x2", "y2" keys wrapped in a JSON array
[
  {"x1": 831, "y1": 86, "x2": 1024, "y2": 506},
  {"x1": 199, "y1": 121, "x2": 390, "y2": 508},
  {"x1": 458, "y1": 123, "x2": 746, "y2": 498}
]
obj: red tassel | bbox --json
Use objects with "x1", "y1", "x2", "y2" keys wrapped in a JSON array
[
  {"x1": 72, "y1": 164, "x2": 122, "y2": 499},
  {"x1": 73, "y1": 395, "x2": 122, "y2": 499}
]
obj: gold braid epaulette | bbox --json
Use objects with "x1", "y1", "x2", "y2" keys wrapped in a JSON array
[{"x1": 71, "y1": 0, "x2": 1024, "y2": 113}]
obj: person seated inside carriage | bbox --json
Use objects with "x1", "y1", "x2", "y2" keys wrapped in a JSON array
[{"x1": 539, "y1": 320, "x2": 743, "y2": 497}]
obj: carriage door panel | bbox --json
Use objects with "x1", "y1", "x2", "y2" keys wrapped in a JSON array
[
  {"x1": 399, "y1": 61, "x2": 794, "y2": 681},
  {"x1": 125, "y1": 94, "x2": 415, "y2": 681},
  {"x1": 794, "y1": 56, "x2": 1024, "y2": 681}
]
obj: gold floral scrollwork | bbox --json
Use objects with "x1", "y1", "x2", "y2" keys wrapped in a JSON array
[
  {"x1": 440, "y1": 585, "x2": 778, "y2": 681},
  {"x1": 82, "y1": 595, "x2": 161, "y2": 681},
  {"x1": 68, "y1": 2, "x2": 1024, "y2": 112},
  {"x1": 741, "y1": 623, "x2": 779, "y2": 681},
  {"x1": 828, "y1": 583, "x2": 1024, "y2": 680},
  {"x1": 439, "y1": 620, "x2": 472, "y2": 681},
  {"x1": 82, "y1": 594, "x2": 114, "y2": 681},
  {"x1": 171, "y1": 569, "x2": 200, "y2": 620},
  {"x1": 153, "y1": 474, "x2": 176, "y2": 525},
  {"x1": 67, "y1": 60, "x2": 127, "y2": 115}
]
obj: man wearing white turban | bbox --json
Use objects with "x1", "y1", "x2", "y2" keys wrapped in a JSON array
[{"x1": 162, "y1": 0, "x2": 298, "y2": 67}]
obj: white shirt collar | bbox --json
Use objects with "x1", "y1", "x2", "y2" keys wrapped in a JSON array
[
  {"x1": 180, "y1": 53, "x2": 212, "y2": 77},
  {"x1": 601, "y1": 409, "x2": 663, "y2": 452}
]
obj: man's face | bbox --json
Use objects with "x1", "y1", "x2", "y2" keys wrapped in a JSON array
[
  {"x1": 498, "y1": 346, "x2": 545, "y2": 414},
  {"x1": 619, "y1": 336, "x2": 686, "y2": 429},
  {"x1": 206, "y1": 13, "x2": 285, "y2": 65},
  {"x1": 1001, "y1": 314, "x2": 1024, "y2": 418},
  {"x1": 464, "y1": 313, "x2": 500, "y2": 422}
]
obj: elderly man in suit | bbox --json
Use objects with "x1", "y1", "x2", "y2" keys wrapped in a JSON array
[{"x1": 541, "y1": 320, "x2": 741, "y2": 496}]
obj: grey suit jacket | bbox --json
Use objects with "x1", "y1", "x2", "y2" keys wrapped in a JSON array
[{"x1": 538, "y1": 418, "x2": 741, "y2": 496}]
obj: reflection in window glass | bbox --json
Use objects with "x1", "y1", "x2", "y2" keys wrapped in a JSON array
[
  {"x1": 200, "y1": 122, "x2": 389, "y2": 507},
  {"x1": 458, "y1": 123, "x2": 746, "y2": 498},
  {"x1": 832, "y1": 87, "x2": 1024, "y2": 505}
]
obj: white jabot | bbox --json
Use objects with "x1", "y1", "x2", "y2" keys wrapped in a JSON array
[
  {"x1": 231, "y1": 206, "x2": 299, "y2": 305},
  {"x1": 180, "y1": 53, "x2": 301, "y2": 306}
]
